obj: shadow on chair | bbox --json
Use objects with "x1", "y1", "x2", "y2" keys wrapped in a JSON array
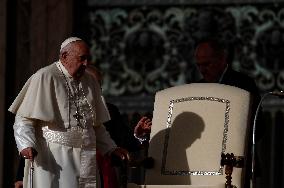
[{"x1": 117, "y1": 83, "x2": 254, "y2": 188}]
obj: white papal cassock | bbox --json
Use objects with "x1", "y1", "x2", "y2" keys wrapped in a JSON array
[{"x1": 9, "y1": 61, "x2": 116, "y2": 188}]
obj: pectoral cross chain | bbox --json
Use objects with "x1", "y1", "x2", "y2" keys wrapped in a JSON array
[{"x1": 73, "y1": 111, "x2": 83, "y2": 127}]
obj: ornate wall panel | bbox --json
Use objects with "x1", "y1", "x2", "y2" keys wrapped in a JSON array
[{"x1": 82, "y1": 2, "x2": 284, "y2": 113}]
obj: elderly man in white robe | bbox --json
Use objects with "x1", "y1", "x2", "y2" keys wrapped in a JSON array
[{"x1": 9, "y1": 37, "x2": 129, "y2": 188}]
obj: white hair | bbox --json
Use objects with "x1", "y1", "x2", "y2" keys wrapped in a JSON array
[{"x1": 60, "y1": 37, "x2": 83, "y2": 52}]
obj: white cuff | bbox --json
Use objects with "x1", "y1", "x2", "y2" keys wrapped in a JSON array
[
  {"x1": 134, "y1": 133, "x2": 148, "y2": 144},
  {"x1": 13, "y1": 115, "x2": 36, "y2": 152}
]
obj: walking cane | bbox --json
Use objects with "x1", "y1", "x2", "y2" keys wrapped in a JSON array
[{"x1": 30, "y1": 161, "x2": 34, "y2": 188}]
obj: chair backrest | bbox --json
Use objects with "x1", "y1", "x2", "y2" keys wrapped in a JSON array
[{"x1": 145, "y1": 83, "x2": 253, "y2": 188}]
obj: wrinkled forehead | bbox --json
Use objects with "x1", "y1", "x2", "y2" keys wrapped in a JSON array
[{"x1": 69, "y1": 41, "x2": 90, "y2": 54}]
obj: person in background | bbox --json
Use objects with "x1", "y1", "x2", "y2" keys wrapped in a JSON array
[
  {"x1": 86, "y1": 65, "x2": 152, "y2": 188},
  {"x1": 86, "y1": 66, "x2": 152, "y2": 150},
  {"x1": 10, "y1": 37, "x2": 129, "y2": 188},
  {"x1": 194, "y1": 39, "x2": 260, "y2": 96}
]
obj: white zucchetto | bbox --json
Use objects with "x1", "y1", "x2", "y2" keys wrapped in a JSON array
[{"x1": 60, "y1": 37, "x2": 83, "y2": 51}]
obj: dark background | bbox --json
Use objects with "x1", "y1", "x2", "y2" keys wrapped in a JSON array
[{"x1": 1, "y1": 0, "x2": 284, "y2": 187}]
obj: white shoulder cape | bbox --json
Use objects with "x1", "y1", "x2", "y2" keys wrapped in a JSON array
[{"x1": 8, "y1": 62, "x2": 109, "y2": 127}]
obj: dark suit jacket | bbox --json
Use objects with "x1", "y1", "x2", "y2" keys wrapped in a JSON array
[
  {"x1": 221, "y1": 68, "x2": 259, "y2": 95},
  {"x1": 104, "y1": 103, "x2": 141, "y2": 152}
]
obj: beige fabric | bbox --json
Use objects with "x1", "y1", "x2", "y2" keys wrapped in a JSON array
[
  {"x1": 9, "y1": 62, "x2": 110, "y2": 127},
  {"x1": 141, "y1": 83, "x2": 252, "y2": 188},
  {"x1": 22, "y1": 122, "x2": 115, "y2": 188},
  {"x1": 10, "y1": 62, "x2": 114, "y2": 188}
]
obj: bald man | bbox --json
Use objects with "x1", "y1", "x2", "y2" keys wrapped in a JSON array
[{"x1": 9, "y1": 37, "x2": 129, "y2": 188}]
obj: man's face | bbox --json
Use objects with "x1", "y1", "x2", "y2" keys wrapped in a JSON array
[
  {"x1": 61, "y1": 41, "x2": 91, "y2": 79},
  {"x1": 195, "y1": 43, "x2": 226, "y2": 83}
]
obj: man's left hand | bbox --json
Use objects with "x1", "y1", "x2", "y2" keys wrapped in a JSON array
[{"x1": 111, "y1": 147, "x2": 130, "y2": 162}]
